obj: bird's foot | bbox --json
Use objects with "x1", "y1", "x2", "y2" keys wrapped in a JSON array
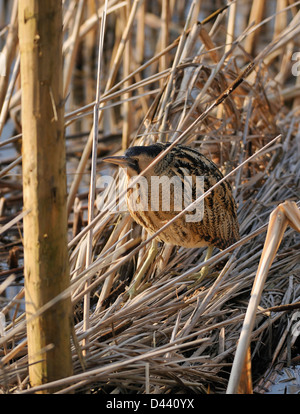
[
  {"x1": 128, "y1": 240, "x2": 158, "y2": 299},
  {"x1": 192, "y1": 264, "x2": 210, "y2": 282},
  {"x1": 188, "y1": 264, "x2": 210, "y2": 289},
  {"x1": 188, "y1": 245, "x2": 214, "y2": 287}
]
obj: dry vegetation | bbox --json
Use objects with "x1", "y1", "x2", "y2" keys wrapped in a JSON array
[{"x1": 0, "y1": 0, "x2": 300, "y2": 394}]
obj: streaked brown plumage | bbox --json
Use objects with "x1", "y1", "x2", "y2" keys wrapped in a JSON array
[{"x1": 103, "y1": 143, "x2": 239, "y2": 252}]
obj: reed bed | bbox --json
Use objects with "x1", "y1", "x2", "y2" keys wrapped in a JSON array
[{"x1": 0, "y1": 0, "x2": 300, "y2": 394}]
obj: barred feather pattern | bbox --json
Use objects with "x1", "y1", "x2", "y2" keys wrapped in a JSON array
[{"x1": 125, "y1": 143, "x2": 239, "y2": 250}]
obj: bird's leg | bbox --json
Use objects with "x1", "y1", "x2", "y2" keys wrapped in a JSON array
[
  {"x1": 128, "y1": 239, "x2": 158, "y2": 299},
  {"x1": 192, "y1": 245, "x2": 214, "y2": 283}
]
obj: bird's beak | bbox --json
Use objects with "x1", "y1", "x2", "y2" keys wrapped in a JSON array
[{"x1": 102, "y1": 155, "x2": 131, "y2": 167}]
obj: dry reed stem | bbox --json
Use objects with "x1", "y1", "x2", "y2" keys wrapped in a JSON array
[
  {"x1": 227, "y1": 201, "x2": 300, "y2": 394},
  {"x1": 83, "y1": 0, "x2": 109, "y2": 353},
  {"x1": 0, "y1": 0, "x2": 18, "y2": 112}
]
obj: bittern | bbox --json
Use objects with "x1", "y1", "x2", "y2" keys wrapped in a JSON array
[{"x1": 103, "y1": 143, "x2": 239, "y2": 296}]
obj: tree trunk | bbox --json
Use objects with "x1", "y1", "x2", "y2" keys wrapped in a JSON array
[{"x1": 18, "y1": 0, "x2": 73, "y2": 391}]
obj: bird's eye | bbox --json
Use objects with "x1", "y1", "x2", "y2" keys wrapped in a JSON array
[{"x1": 128, "y1": 158, "x2": 140, "y2": 174}]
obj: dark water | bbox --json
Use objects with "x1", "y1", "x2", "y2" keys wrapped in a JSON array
[{"x1": 265, "y1": 366, "x2": 300, "y2": 394}]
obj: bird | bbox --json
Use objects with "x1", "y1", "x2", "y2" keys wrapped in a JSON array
[{"x1": 103, "y1": 142, "x2": 239, "y2": 295}]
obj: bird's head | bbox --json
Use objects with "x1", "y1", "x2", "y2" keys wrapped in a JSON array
[{"x1": 102, "y1": 143, "x2": 169, "y2": 177}]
